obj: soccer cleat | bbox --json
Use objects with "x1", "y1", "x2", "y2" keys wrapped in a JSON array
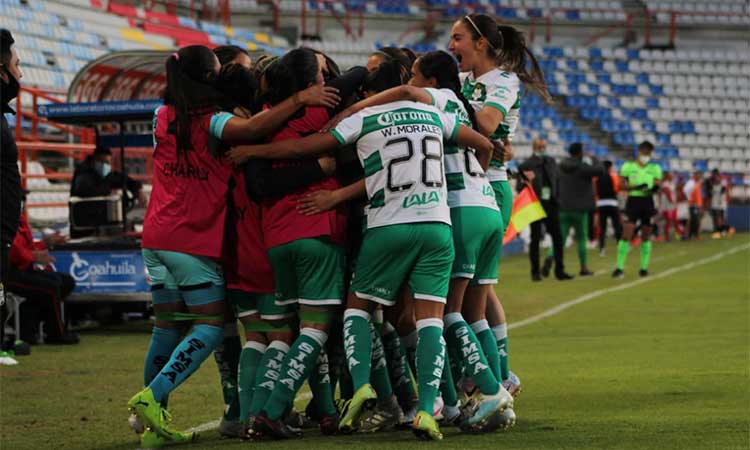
[
  {"x1": 441, "y1": 403, "x2": 465, "y2": 427},
  {"x1": 397, "y1": 404, "x2": 417, "y2": 429},
  {"x1": 319, "y1": 414, "x2": 339, "y2": 435},
  {"x1": 433, "y1": 395, "x2": 445, "y2": 421},
  {"x1": 555, "y1": 271, "x2": 575, "y2": 281},
  {"x1": 412, "y1": 411, "x2": 443, "y2": 441},
  {"x1": 358, "y1": 395, "x2": 403, "y2": 433},
  {"x1": 254, "y1": 412, "x2": 302, "y2": 439},
  {"x1": 465, "y1": 384, "x2": 514, "y2": 427},
  {"x1": 139, "y1": 428, "x2": 195, "y2": 449},
  {"x1": 531, "y1": 274, "x2": 542, "y2": 282},
  {"x1": 579, "y1": 269, "x2": 594, "y2": 277},
  {"x1": 711, "y1": 231, "x2": 722, "y2": 239},
  {"x1": 612, "y1": 268, "x2": 624, "y2": 279},
  {"x1": 476, "y1": 407, "x2": 517, "y2": 433},
  {"x1": 218, "y1": 416, "x2": 244, "y2": 438},
  {"x1": 639, "y1": 269, "x2": 649, "y2": 277},
  {"x1": 502, "y1": 371, "x2": 522, "y2": 398},
  {"x1": 338, "y1": 384, "x2": 377, "y2": 433}
]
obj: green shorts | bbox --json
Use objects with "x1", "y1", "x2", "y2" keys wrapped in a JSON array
[
  {"x1": 490, "y1": 180, "x2": 513, "y2": 233},
  {"x1": 450, "y1": 207, "x2": 503, "y2": 284},
  {"x1": 351, "y1": 223, "x2": 454, "y2": 306},
  {"x1": 225, "y1": 289, "x2": 295, "y2": 321},
  {"x1": 142, "y1": 248, "x2": 224, "y2": 306},
  {"x1": 267, "y1": 238, "x2": 345, "y2": 307}
]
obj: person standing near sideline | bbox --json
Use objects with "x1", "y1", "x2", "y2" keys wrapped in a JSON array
[
  {"x1": 518, "y1": 138, "x2": 573, "y2": 281},
  {"x1": 704, "y1": 169, "x2": 733, "y2": 238},
  {"x1": 612, "y1": 141, "x2": 662, "y2": 278},
  {"x1": 683, "y1": 170, "x2": 704, "y2": 240},
  {"x1": 556, "y1": 142, "x2": 604, "y2": 276},
  {"x1": 595, "y1": 160, "x2": 622, "y2": 255},
  {"x1": 0, "y1": 29, "x2": 22, "y2": 285}
]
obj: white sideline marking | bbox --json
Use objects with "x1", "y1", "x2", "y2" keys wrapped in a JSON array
[
  {"x1": 186, "y1": 391, "x2": 313, "y2": 434},
  {"x1": 509, "y1": 244, "x2": 749, "y2": 331},
  {"x1": 180, "y1": 244, "x2": 750, "y2": 437}
]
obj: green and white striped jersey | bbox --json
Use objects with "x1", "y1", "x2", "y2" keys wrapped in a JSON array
[
  {"x1": 424, "y1": 88, "x2": 498, "y2": 211},
  {"x1": 460, "y1": 68, "x2": 521, "y2": 182},
  {"x1": 331, "y1": 100, "x2": 459, "y2": 229}
]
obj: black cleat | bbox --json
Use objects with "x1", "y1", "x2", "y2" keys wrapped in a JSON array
[
  {"x1": 531, "y1": 274, "x2": 543, "y2": 282},
  {"x1": 555, "y1": 272, "x2": 575, "y2": 281},
  {"x1": 254, "y1": 413, "x2": 302, "y2": 440},
  {"x1": 579, "y1": 269, "x2": 594, "y2": 277},
  {"x1": 612, "y1": 269, "x2": 624, "y2": 279},
  {"x1": 639, "y1": 269, "x2": 649, "y2": 277}
]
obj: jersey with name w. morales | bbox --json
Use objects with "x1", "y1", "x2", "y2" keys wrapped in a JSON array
[
  {"x1": 460, "y1": 69, "x2": 521, "y2": 182},
  {"x1": 425, "y1": 88, "x2": 497, "y2": 211},
  {"x1": 331, "y1": 100, "x2": 458, "y2": 229}
]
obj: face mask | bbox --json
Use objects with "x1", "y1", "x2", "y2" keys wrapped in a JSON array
[
  {"x1": 1, "y1": 67, "x2": 20, "y2": 105},
  {"x1": 638, "y1": 155, "x2": 651, "y2": 165},
  {"x1": 95, "y1": 162, "x2": 111, "y2": 178}
]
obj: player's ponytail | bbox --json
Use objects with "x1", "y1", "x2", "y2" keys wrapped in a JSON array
[
  {"x1": 496, "y1": 25, "x2": 552, "y2": 104},
  {"x1": 416, "y1": 50, "x2": 479, "y2": 131}
]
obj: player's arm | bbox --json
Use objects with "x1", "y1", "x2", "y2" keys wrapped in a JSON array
[
  {"x1": 297, "y1": 179, "x2": 367, "y2": 216},
  {"x1": 475, "y1": 105, "x2": 505, "y2": 138},
  {"x1": 220, "y1": 85, "x2": 340, "y2": 144},
  {"x1": 226, "y1": 133, "x2": 340, "y2": 165},
  {"x1": 324, "y1": 85, "x2": 432, "y2": 131}
]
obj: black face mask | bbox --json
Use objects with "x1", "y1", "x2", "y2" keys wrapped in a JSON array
[{"x1": 1, "y1": 67, "x2": 19, "y2": 105}]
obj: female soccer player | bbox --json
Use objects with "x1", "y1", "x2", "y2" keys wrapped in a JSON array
[
  {"x1": 128, "y1": 45, "x2": 339, "y2": 447},
  {"x1": 228, "y1": 58, "x2": 498, "y2": 440},
  {"x1": 448, "y1": 16, "x2": 552, "y2": 418}
]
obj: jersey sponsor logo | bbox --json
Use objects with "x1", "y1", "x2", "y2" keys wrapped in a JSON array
[
  {"x1": 402, "y1": 190, "x2": 441, "y2": 209},
  {"x1": 162, "y1": 161, "x2": 209, "y2": 181},
  {"x1": 376, "y1": 109, "x2": 436, "y2": 127}
]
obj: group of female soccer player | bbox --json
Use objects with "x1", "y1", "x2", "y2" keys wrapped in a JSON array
[{"x1": 126, "y1": 13, "x2": 552, "y2": 448}]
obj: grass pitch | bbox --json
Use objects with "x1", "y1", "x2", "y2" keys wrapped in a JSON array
[{"x1": 1, "y1": 235, "x2": 748, "y2": 450}]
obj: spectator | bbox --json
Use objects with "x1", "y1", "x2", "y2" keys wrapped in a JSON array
[
  {"x1": 704, "y1": 169, "x2": 734, "y2": 238},
  {"x1": 659, "y1": 171, "x2": 682, "y2": 241},
  {"x1": 595, "y1": 160, "x2": 622, "y2": 255},
  {"x1": 518, "y1": 138, "x2": 573, "y2": 281},
  {"x1": 556, "y1": 143, "x2": 604, "y2": 276},
  {"x1": 675, "y1": 176, "x2": 689, "y2": 239},
  {"x1": 684, "y1": 171, "x2": 704, "y2": 239},
  {"x1": 5, "y1": 210, "x2": 78, "y2": 344},
  {"x1": 70, "y1": 146, "x2": 145, "y2": 204},
  {"x1": 1, "y1": 28, "x2": 22, "y2": 284}
]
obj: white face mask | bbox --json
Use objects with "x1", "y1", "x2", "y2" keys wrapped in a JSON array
[
  {"x1": 638, "y1": 155, "x2": 651, "y2": 165},
  {"x1": 95, "y1": 161, "x2": 112, "y2": 177}
]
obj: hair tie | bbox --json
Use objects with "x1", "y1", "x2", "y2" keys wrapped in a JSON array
[{"x1": 172, "y1": 52, "x2": 180, "y2": 61}]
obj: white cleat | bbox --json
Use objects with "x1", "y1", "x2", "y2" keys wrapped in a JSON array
[
  {"x1": 502, "y1": 371, "x2": 522, "y2": 398},
  {"x1": 465, "y1": 384, "x2": 514, "y2": 427}
]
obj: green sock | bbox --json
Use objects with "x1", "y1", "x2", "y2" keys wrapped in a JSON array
[
  {"x1": 381, "y1": 323, "x2": 416, "y2": 404},
  {"x1": 472, "y1": 320, "x2": 502, "y2": 383},
  {"x1": 640, "y1": 240, "x2": 653, "y2": 270},
  {"x1": 369, "y1": 322, "x2": 393, "y2": 398},
  {"x1": 264, "y1": 328, "x2": 326, "y2": 421},
  {"x1": 249, "y1": 340, "x2": 289, "y2": 416},
  {"x1": 238, "y1": 341, "x2": 266, "y2": 421},
  {"x1": 616, "y1": 239, "x2": 631, "y2": 270},
  {"x1": 213, "y1": 325, "x2": 242, "y2": 421},
  {"x1": 309, "y1": 349, "x2": 337, "y2": 417},
  {"x1": 491, "y1": 324, "x2": 509, "y2": 382},
  {"x1": 446, "y1": 343, "x2": 463, "y2": 389},
  {"x1": 343, "y1": 309, "x2": 373, "y2": 390},
  {"x1": 444, "y1": 313, "x2": 499, "y2": 396},
  {"x1": 415, "y1": 319, "x2": 446, "y2": 413},
  {"x1": 439, "y1": 350, "x2": 459, "y2": 407}
]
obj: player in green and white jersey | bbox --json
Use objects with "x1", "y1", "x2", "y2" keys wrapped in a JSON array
[
  {"x1": 227, "y1": 62, "x2": 498, "y2": 440},
  {"x1": 324, "y1": 50, "x2": 513, "y2": 429},
  {"x1": 449, "y1": 14, "x2": 553, "y2": 412},
  {"x1": 613, "y1": 141, "x2": 663, "y2": 278}
]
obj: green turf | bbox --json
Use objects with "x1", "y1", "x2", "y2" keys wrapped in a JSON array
[{"x1": 1, "y1": 236, "x2": 748, "y2": 450}]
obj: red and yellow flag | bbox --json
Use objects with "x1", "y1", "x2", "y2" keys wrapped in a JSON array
[{"x1": 503, "y1": 185, "x2": 547, "y2": 245}]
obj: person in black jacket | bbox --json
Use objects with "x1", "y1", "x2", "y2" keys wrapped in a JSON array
[
  {"x1": 70, "y1": 146, "x2": 145, "y2": 204},
  {"x1": 555, "y1": 143, "x2": 604, "y2": 276},
  {"x1": 518, "y1": 138, "x2": 573, "y2": 281},
  {"x1": 1, "y1": 28, "x2": 22, "y2": 284}
]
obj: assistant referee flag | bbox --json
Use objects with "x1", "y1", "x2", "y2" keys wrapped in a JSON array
[{"x1": 503, "y1": 185, "x2": 547, "y2": 244}]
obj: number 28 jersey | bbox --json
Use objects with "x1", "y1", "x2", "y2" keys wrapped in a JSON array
[{"x1": 331, "y1": 100, "x2": 459, "y2": 230}]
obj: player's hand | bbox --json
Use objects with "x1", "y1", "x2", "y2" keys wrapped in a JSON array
[
  {"x1": 226, "y1": 146, "x2": 254, "y2": 165},
  {"x1": 492, "y1": 140, "x2": 506, "y2": 162},
  {"x1": 502, "y1": 140, "x2": 514, "y2": 162},
  {"x1": 297, "y1": 190, "x2": 340, "y2": 215},
  {"x1": 32, "y1": 250, "x2": 56, "y2": 265},
  {"x1": 297, "y1": 85, "x2": 340, "y2": 109},
  {"x1": 43, "y1": 233, "x2": 68, "y2": 247}
]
